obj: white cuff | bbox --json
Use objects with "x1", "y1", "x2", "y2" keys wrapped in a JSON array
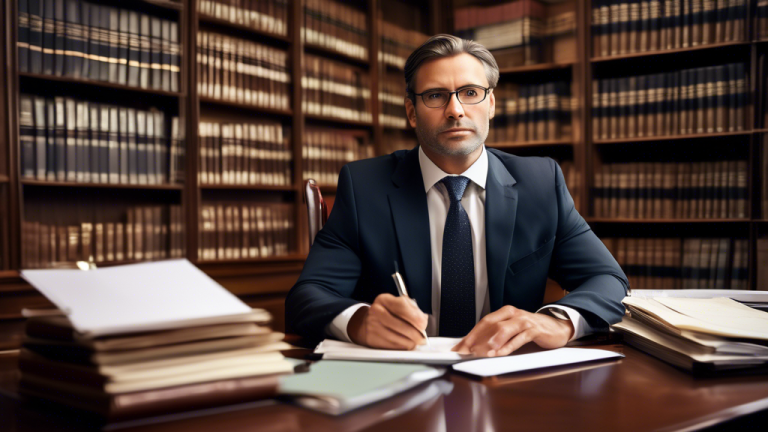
[
  {"x1": 325, "y1": 303, "x2": 370, "y2": 343},
  {"x1": 536, "y1": 305, "x2": 593, "y2": 342}
]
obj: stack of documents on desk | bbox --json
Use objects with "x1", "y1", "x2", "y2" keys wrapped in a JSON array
[
  {"x1": 17, "y1": 260, "x2": 294, "y2": 421},
  {"x1": 613, "y1": 296, "x2": 768, "y2": 374}
]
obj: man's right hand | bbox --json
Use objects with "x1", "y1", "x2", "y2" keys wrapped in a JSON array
[{"x1": 347, "y1": 293, "x2": 428, "y2": 350}]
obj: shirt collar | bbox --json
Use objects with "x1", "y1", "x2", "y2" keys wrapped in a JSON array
[{"x1": 418, "y1": 144, "x2": 488, "y2": 193}]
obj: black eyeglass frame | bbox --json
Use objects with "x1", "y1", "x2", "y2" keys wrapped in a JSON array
[{"x1": 410, "y1": 85, "x2": 492, "y2": 108}]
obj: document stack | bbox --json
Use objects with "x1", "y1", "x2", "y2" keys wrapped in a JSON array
[
  {"x1": 17, "y1": 260, "x2": 294, "y2": 421},
  {"x1": 613, "y1": 293, "x2": 768, "y2": 374}
]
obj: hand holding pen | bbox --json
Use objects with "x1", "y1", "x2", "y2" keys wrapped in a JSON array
[{"x1": 345, "y1": 262, "x2": 429, "y2": 350}]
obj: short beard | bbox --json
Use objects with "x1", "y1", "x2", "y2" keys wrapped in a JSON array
[{"x1": 414, "y1": 116, "x2": 488, "y2": 157}]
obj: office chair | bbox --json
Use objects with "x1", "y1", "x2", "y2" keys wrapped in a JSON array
[{"x1": 304, "y1": 179, "x2": 328, "y2": 247}]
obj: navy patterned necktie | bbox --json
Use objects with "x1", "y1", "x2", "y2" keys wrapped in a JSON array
[{"x1": 438, "y1": 176, "x2": 476, "y2": 337}]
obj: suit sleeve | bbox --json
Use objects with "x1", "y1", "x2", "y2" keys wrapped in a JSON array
[
  {"x1": 285, "y1": 165, "x2": 366, "y2": 341},
  {"x1": 546, "y1": 159, "x2": 629, "y2": 329}
]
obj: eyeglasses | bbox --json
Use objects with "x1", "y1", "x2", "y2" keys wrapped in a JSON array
[{"x1": 412, "y1": 86, "x2": 490, "y2": 108}]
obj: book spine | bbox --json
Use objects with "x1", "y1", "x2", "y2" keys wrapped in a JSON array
[
  {"x1": 65, "y1": 98, "x2": 76, "y2": 182},
  {"x1": 54, "y1": 97, "x2": 66, "y2": 181},
  {"x1": 108, "y1": 107, "x2": 119, "y2": 184},
  {"x1": 20, "y1": 95, "x2": 35, "y2": 178},
  {"x1": 88, "y1": 104, "x2": 99, "y2": 182},
  {"x1": 19, "y1": 0, "x2": 30, "y2": 73}
]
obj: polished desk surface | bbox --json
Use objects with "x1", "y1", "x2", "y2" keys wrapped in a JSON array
[{"x1": 1, "y1": 341, "x2": 768, "y2": 432}]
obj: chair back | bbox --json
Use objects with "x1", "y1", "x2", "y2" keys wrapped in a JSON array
[{"x1": 304, "y1": 179, "x2": 328, "y2": 247}]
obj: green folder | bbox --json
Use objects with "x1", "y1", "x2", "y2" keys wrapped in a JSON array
[{"x1": 278, "y1": 360, "x2": 445, "y2": 415}]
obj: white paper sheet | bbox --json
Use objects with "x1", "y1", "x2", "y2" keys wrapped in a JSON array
[
  {"x1": 21, "y1": 259, "x2": 253, "y2": 337},
  {"x1": 315, "y1": 337, "x2": 475, "y2": 364},
  {"x1": 451, "y1": 348, "x2": 623, "y2": 377}
]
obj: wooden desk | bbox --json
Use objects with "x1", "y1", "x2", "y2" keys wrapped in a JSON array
[{"x1": 1, "y1": 343, "x2": 767, "y2": 431}]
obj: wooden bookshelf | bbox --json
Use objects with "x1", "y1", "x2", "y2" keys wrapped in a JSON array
[
  {"x1": 498, "y1": 61, "x2": 576, "y2": 75},
  {"x1": 198, "y1": 13, "x2": 292, "y2": 43},
  {"x1": 199, "y1": 97, "x2": 294, "y2": 116},
  {"x1": 199, "y1": 184, "x2": 297, "y2": 192},
  {"x1": 19, "y1": 72, "x2": 185, "y2": 98},
  {"x1": 305, "y1": 114, "x2": 374, "y2": 127},
  {"x1": 593, "y1": 131, "x2": 754, "y2": 145},
  {"x1": 488, "y1": 139, "x2": 573, "y2": 149},
  {"x1": 20, "y1": 180, "x2": 185, "y2": 190},
  {"x1": 303, "y1": 42, "x2": 370, "y2": 68},
  {"x1": 3, "y1": 0, "x2": 767, "y2": 338},
  {"x1": 591, "y1": 41, "x2": 753, "y2": 63}
]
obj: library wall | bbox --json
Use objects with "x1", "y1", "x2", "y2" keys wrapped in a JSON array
[{"x1": 2, "y1": 0, "x2": 768, "y2": 348}]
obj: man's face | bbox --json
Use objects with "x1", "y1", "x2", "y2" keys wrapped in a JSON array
[{"x1": 405, "y1": 53, "x2": 495, "y2": 157}]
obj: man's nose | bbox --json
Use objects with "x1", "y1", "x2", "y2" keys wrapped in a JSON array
[{"x1": 444, "y1": 93, "x2": 465, "y2": 119}]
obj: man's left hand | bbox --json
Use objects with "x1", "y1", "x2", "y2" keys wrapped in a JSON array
[{"x1": 451, "y1": 306, "x2": 574, "y2": 357}]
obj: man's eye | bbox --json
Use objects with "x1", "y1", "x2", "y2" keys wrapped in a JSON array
[
  {"x1": 465, "y1": 89, "x2": 478, "y2": 97},
  {"x1": 427, "y1": 93, "x2": 444, "y2": 100}
]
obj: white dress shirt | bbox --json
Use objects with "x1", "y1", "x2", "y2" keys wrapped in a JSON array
[{"x1": 326, "y1": 145, "x2": 592, "y2": 342}]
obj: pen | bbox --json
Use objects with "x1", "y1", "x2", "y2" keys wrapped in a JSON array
[{"x1": 392, "y1": 261, "x2": 429, "y2": 346}]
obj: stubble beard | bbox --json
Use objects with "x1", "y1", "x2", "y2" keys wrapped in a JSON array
[{"x1": 414, "y1": 115, "x2": 489, "y2": 157}]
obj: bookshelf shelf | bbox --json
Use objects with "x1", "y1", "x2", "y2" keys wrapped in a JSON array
[
  {"x1": 591, "y1": 41, "x2": 752, "y2": 63},
  {"x1": 20, "y1": 180, "x2": 185, "y2": 190},
  {"x1": 586, "y1": 218, "x2": 750, "y2": 224},
  {"x1": 19, "y1": 73, "x2": 185, "y2": 98},
  {"x1": 199, "y1": 97, "x2": 293, "y2": 116},
  {"x1": 754, "y1": 129, "x2": 768, "y2": 134},
  {"x1": 488, "y1": 139, "x2": 573, "y2": 149},
  {"x1": 0, "y1": 175, "x2": 8, "y2": 184},
  {"x1": 593, "y1": 131, "x2": 753, "y2": 145},
  {"x1": 305, "y1": 114, "x2": 373, "y2": 127},
  {"x1": 498, "y1": 62, "x2": 576, "y2": 75},
  {"x1": 198, "y1": 14, "x2": 291, "y2": 44},
  {"x1": 194, "y1": 254, "x2": 308, "y2": 265},
  {"x1": 141, "y1": 0, "x2": 184, "y2": 10},
  {"x1": 199, "y1": 184, "x2": 297, "y2": 192},
  {"x1": 303, "y1": 43, "x2": 370, "y2": 68}
]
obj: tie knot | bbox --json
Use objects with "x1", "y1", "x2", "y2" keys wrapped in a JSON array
[{"x1": 440, "y1": 176, "x2": 470, "y2": 203}]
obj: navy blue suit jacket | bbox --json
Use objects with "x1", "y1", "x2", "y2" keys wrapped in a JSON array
[{"x1": 286, "y1": 147, "x2": 629, "y2": 341}]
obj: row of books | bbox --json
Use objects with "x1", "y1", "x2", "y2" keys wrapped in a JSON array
[
  {"x1": 601, "y1": 237, "x2": 749, "y2": 290},
  {"x1": 454, "y1": 0, "x2": 545, "y2": 66},
  {"x1": 302, "y1": 129, "x2": 374, "y2": 187},
  {"x1": 198, "y1": 120, "x2": 292, "y2": 186},
  {"x1": 196, "y1": 31, "x2": 291, "y2": 111},
  {"x1": 301, "y1": 55, "x2": 372, "y2": 123},
  {"x1": 379, "y1": 73, "x2": 408, "y2": 130},
  {"x1": 488, "y1": 81, "x2": 574, "y2": 143},
  {"x1": 302, "y1": 0, "x2": 368, "y2": 60},
  {"x1": 382, "y1": 130, "x2": 417, "y2": 154},
  {"x1": 591, "y1": 0, "x2": 748, "y2": 58},
  {"x1": 197, "y1": 0, "x2": 289, "y2": 37},
  {"x1": 378, "y1": 19, "x2": 429, "y2": 70},
  {"x1": 19, "y1": 95, "x2": 183, "y2": 185},
  {"x1": 22, "y1": 205, "x2": 185, "y2": 269},
  {"x1": 759, "y1": 0, "x2": 768, "y2": 40},
  {"x1": 559, "y1": 160, "x2": 582, "y2": 213},
  {"x1": 762, "y1": 135, "x2": 768, "y2": 218},
  {"x1": 592, "y1": 63, "x2": 747, "y2": 140},
  {"x1": 593, "y1": 160, "x2": 749, "y2": 219},
  {"x1": 18, "y1": 0, "x2": 180, "y2": 92},
  {"x1": 198, "y1": 203, "x2": 294, "y2": 261}
]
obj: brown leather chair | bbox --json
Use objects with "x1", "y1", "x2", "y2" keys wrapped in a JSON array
[{"x1": 303, "y1": 179, "x2": 328, "y2": 247}]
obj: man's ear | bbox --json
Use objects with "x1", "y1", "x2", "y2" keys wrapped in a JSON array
[
  {"x1": 488, "y1": 89, "x2": 496, "y2": 120},
  {"x1": 405, "y1": 97, "x2": 418, "y2": 128}
]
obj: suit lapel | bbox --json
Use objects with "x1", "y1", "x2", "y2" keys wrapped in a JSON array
[
  {"x1": 388, "y1": 147, "x2": 432, "y2": 314},
  {"x1": 485, "y1": 150, "x2": 518, "y2": 312}
]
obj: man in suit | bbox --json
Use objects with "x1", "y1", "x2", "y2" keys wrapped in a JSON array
[{"x1": 286, "y1": 34, "x2": 628, "y2": 357}]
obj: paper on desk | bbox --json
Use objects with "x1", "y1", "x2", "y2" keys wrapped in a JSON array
[
  {"x1": 625, "y1": 297, "x2": 768, "y2": 340},
  {"x1": 452, "y1": 348, "x2": 623, "y2": 377},
  {"x1": 20, "y1": 259, "x2": 253, "y2": 338},
  {"x1": 315, "y1": 337, "x2": 476, "y2": 364}
]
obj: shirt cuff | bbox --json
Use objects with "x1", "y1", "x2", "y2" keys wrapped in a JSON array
[
  {"x1": 325, "y1": 303, "x2": 370, "y2": 343},
  {"x1": 536, "y1": 305, "x2": 593, "y2": 342}
]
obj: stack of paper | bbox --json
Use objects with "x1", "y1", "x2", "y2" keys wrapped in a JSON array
[
  {"x1": 315, "y1": 337, "x2": 475, "y2": 364},
  {"x1": 17, "y1": 260, "x2": 294, "y2": 421},
  {"x1": 613, "y1": 296, "x2": 768, "y2": 373}
]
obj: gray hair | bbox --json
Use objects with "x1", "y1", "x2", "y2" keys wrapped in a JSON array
[{"x1": 404, "y1": 34, "x2": 499, "y2": 101}]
